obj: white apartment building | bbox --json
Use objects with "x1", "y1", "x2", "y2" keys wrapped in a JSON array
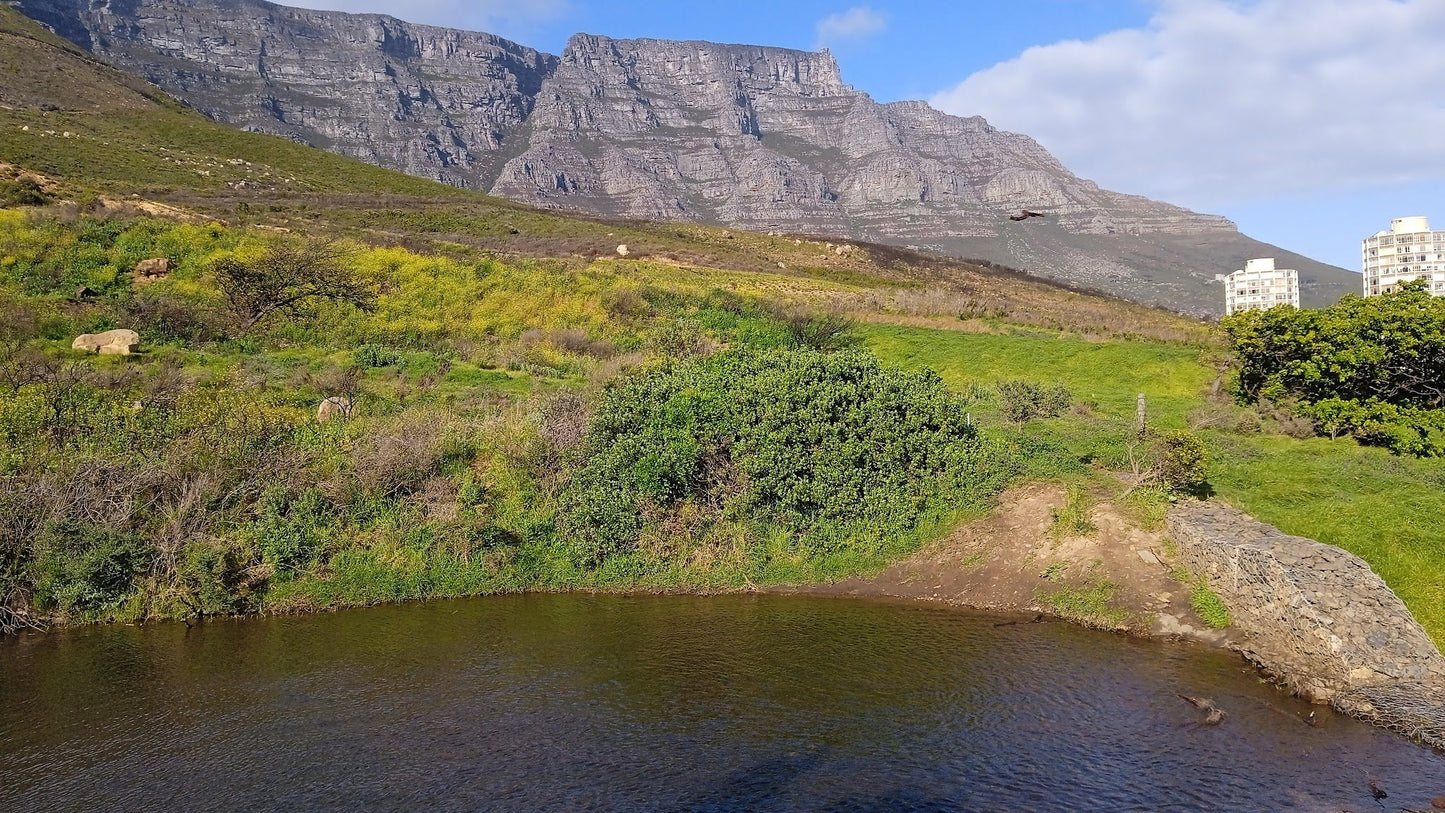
[
  {"x1": 1224, "y1": 258, "x2": 1299, "y2": 316},
  {"x1": 1362, "y1": 216, "x2": 1445, "y2": 297}
]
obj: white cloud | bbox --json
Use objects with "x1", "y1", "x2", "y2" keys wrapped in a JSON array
[
  {"x1": 929, "y1": 0, "x2": 1445, "y2": 207},
  {"x1": 284, "y1": 0, "x2": 571, "y2": 35},
  {"x1": 815, "y1": 7, "x2": 887, "y2": 47}
]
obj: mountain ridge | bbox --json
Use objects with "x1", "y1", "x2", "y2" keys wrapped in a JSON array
[{"x1": 12, "y1": 0, "x2": 1359, "y2": 313}]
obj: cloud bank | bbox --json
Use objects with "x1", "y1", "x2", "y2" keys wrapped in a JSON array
[
  {"x1": 930, "y1": 0, "x2": 1445, "y2": 206},
  {"x1": 815, "y1": 7, "x2": 887, "y2": 47}
]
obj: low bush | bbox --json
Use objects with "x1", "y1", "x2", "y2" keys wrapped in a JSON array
[
  {"x1": 353, "y1": 343, "x2": 406, "y2": 368},
  {"x1": 0, "y1": 175, "x2": 50, "y2": 208},
  {"x1": 30, "y1": 520, "x2": 151, "y2": 616},
  {"x1": 1299, "y1": 397, "x2": 1445, "y2": 457},
  {"x1": 1154, "y1": 429, "x2": 1209, "y2": 496},
  {"x1": 996, "y1": 380, "x2": 1072, "y2": 423}
]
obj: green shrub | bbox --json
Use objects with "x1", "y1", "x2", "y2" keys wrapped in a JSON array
[
  {"x1": 30, "y1": 520, "x2": 150, "y2": 615},
  {"x1": 1223, "y1": 281, "x2": 1445, "y2": 456},
  {"x1": 249, "y1": 487, "x2": 332, "y2": 580},
  {"x1": 1154, "y1": 429, "x2": 1209, "y2": 495},
  {"x1": 996, "y1": 380, "x2": 1072, "y2": 423},
  {"x1": 782, "y1": 310, "x2": 856, "y2": 351},
  {"x1": 354, "y1": 343, "x2": 406, "y2": 368},
  {"x1": 558, "y1": 348, "x2": 988, "y2": 565},
  {"x1": 1299, "y1": 397, "x2": 1445, "y2": 457},
  {"x1": 176, "y1": 537, "x2": 257, "y2": 616},
  {"x1": 0, "y1": 175, "x2": 49, "y2": 208}
]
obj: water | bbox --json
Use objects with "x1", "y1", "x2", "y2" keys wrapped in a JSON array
[{"x1": 2, "y1": 594, "x2": 1443, "y2": 811}]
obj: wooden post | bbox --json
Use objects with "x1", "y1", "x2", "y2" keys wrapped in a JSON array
[{"x1": 1136, "y1": 393, "x2": 1147, "y2": 436}]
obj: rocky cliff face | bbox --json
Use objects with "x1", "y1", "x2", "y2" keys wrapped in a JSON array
[
  {"x1": 15, "y1": 0, "x2": 1358, "y2": 313},
  {"x1": 19, "y1": 0, "x2": 556, "y2": 184},
  {"x1": 495, "y1": 37, "x2": 1229, "y2": 240}
]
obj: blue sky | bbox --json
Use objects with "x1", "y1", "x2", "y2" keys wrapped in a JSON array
[{"x1": 298, "y1": 1, "x2": 1445, "y2": 272}]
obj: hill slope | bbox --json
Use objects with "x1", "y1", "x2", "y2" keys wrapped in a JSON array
[{"x1": 14, "y1": 0, "x2": 1359, "y2": 314}]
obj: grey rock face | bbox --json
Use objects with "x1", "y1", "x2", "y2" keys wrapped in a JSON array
[
  {"x1": 494, "y1": 38, "x2": 1226, "y2": 240},
  {"x1": 17, "y1": 0, "x2": 1358, "y2": 312},
  {"x1": 20, "y1": 0, "x2": 557, "y2": 185}
]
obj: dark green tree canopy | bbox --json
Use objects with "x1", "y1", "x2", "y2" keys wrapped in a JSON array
[{"x1": 1223, "y1": 281, "x2": 1445, "y2": 455}]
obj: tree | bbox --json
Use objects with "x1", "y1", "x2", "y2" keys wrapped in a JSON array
[
  {"x1": 214, "y1": 240, "x2": 377, "y2": 333},
  {"x1": 1222, "y1": 281, "x2": 1445, "y2": 455}
]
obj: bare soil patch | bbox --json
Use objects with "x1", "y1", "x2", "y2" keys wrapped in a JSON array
[{"x1": 773, "y1": 483, "x2": 1233, "y2": 644}]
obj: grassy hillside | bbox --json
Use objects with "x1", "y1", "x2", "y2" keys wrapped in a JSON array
[{"x1": 0, "y1": 7, "x2": 1206, "y2": 345}]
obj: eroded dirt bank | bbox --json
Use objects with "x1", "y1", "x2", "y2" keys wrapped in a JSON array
[{"x1": 771, "y1": 483, "x2": 1231, "y2": 644}]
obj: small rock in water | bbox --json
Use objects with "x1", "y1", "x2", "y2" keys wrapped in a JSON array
[
  {"x1": 1429, "y1": 794, "x2": 1445, "y2": 809},
  {"x1": 1368, "y1": 778, "x2": 1387, "y2": 800},
  {"x1": 1177, "y1": 694, "x2": 1226, "y2": 725}
]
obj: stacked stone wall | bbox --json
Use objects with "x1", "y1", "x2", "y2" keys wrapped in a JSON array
[{"x1": 1167, "y1": 501, "x2": 1445, "y2": 747}]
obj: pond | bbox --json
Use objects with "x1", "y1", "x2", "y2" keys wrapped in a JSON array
[{"x1": 3, "y1": 594, "x2": 1443, "y2": 811}]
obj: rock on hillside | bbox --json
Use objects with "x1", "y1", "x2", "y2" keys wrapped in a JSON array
[{"x1": 15, "y1": 0, "x2": 1359, "y2": 313}]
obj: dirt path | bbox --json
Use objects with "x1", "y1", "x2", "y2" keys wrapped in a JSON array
[{"x1": 772, "y1": 483, "x2": 1233, "y2": 645}]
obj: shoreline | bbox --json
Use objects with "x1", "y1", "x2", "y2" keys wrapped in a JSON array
[{"x1": 7, "y1": 485, "x2": 1445, "y2": 751}]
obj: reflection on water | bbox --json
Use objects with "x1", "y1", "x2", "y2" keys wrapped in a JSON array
[{"x1": 2, "y1": 594, "x2": 1443, "y2": 811}]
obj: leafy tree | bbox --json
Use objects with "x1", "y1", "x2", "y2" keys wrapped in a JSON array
[
  {"x1": 1223, "y1": 281, "x2": 1445, "y2": 455},
  {"x1": 214, "y1": 240, "x2": 377, "y2": 333}
]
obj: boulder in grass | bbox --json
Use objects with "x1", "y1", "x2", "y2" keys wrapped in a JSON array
[
  {"x1": 133, "y1": 258, "x2": 170, "y2": 286},
  {"x1": 317, "y1": 396, "x2": 353, "y2": 423},
  {"x1": 72, "y1": 329, "x2": 140, "y2": 355}
]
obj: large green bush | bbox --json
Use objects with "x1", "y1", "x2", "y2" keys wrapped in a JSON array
[
  {"x1": 1224, "y1": 281, "x2": 1445, "y2": 455},
  {"x1": 558, "y1": 348, "x2": 991, "y2": 564},
  {"x1": 30, "y1": 520, "x2": 150, "y2": 616}
]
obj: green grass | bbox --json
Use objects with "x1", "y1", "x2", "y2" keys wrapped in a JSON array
[
  {"x1": 1049, "y1": 484, "x2": 1097, "y2": 542},
  {"x1": 1038, "y1": 579, "x2": 1133, "y2": 629},
  {"x1": 863, "y1": 323, "x2": 1212, "y2": 424},
  {"x1": 1207, "y1": 434, "x2": 1445, "y2": 641},
  {"x1": 1190, "y1": 580, "x2": 1232, "y2": 629}
]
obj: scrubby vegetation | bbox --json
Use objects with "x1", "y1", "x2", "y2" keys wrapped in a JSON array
[
  {"x1": 864, "y1": 323, "x2": 1445, "y2": 644},
  {"x1": 996, "y1": 379, "x2": 1072, "y2": 423},
  {"x1": 0, "y1": 212, "x2": 1038, "y2": 631},
  {"x1": 1, "y1": 2, "x2": 1439, "y2": 645},
  {"x1": 559, "y1": 349, "x2": 1007, "y2": 566}
]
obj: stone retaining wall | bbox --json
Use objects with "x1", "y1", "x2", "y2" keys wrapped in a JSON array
[{"x1": 1167, "y1": 501, "x2": 1445, "y2": 745}]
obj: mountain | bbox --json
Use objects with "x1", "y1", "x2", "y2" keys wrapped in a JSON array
[
  {"x1": 0, "y1": 2, "x2": 1209, "y2": 353},
  {"x1": 13, "y1": 0, "x2": 1359, "y2": 313}
]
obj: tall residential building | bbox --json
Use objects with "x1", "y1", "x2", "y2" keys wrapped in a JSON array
[
  {"x1": 1362, "y1": 216, "x2": 1445, "y2": 297},
  {"x1": 1224, "y1": 258, "x2": 1299, "y2": 316}
]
